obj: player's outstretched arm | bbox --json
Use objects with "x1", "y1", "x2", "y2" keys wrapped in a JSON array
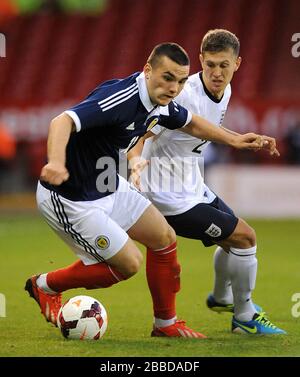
[
  {"x1": 40, "y1": 113, "x2": 75, "y2": 186},
  {"x1": 183, "y1": 114, "x2": 269, "y2": 151}
]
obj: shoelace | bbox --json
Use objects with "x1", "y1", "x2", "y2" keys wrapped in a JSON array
[
  {"x1": 175, "y1": 320, "x2": 196, "y2": 332},
  {"x1": 174, "y1": 320, "x2": 206, "y2": 338},
  {"x1": 255, "y1": 312, "x2": 277, "y2": 329},
  {"x1": 174, "y1": 320, "x2": 187, "y2": 327}
]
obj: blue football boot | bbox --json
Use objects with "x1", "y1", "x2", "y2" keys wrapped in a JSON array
[
  {"x1": 232, "y1": 312, "x2": 287, "y2": 335},
  {"x1": 206, "y1": 293, "x2": 263, "y2": 314}
]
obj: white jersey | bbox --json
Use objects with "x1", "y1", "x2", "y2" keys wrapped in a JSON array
[{"x1": 141, "y1": 72, "x2": 231, "y2": 216}]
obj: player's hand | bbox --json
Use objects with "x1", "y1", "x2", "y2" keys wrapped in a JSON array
[
  {"x1": 40, "y1": 162, "x2": 70, "y2": 186},
  {"x1": 129, "y1": 159, "x2": 149, "y2": 191},
  {"x1": 251, "y1": 135, "x2": 280, "y2": 157},
  {"x1": 233, "y1": 133, "x2": 266, "y2": 150},
  {"x1": 260, "y1": 135, "x2": 280, "y2": 157}
]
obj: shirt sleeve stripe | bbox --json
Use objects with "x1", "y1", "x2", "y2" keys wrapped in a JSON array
[
  {"x1": 98, "y1": 84, "x2": 138, "y2": 109},
  {"x1": 98, "y1": 83, "x2": 137, "y2": 105},
  {"x1": 101, "y1": 89, "x2": 139, "y2": 112}
]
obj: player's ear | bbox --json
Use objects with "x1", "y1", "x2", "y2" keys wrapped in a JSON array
[
  {"x1": 234, "y1": 56, "x2": 242, "y2": 72},
  {"x1": 143, "y1": 63, "x2": 152, "y2": 79},
  {"x1": 199, "y1": 54, "x2": 204, "y2": 69}
]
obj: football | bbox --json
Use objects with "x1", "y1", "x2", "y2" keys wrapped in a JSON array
[{"x1": 57, "y1": 295, "x2": 108, "y2": 340}]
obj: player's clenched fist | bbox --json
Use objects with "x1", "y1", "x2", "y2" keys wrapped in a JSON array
[{"x1": 40, "y1": 162, "x2": 70, "y2": 185}]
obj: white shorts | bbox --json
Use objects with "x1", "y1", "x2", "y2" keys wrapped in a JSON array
[{"x1": 36, "y1": 176, "x2": 151, "y2": 265}]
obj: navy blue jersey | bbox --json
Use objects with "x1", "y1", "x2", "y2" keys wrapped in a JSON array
[{"x1": 41, "y1": 72, "x2": 191, "y2": 201}]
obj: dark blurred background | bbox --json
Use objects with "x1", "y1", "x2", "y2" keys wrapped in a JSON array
[{"x1": 0, "y1": 0, "x2": 299, "y2": 215}]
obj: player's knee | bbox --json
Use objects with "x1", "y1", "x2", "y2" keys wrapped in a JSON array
[
  {"x1": 122, "y1": 253, "x2": 143, "y2": 278},
  {"x1": 155, "y1": 225, "x2": 176, "y2": 249},
  {"x1": 227, "y1": 221, "x2": 257, "y2": 249},
  {"x1": 235, "y1": 225, "x2": 256, "y2": 248},
  {"x1": 244, "y1": 225, "x2": 256, "y2": 247}
]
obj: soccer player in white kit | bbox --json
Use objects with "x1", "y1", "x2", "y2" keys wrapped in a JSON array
[
  {"x1": 131, "y1": 30, "x2": 285, "y2": 335},
  {"x1": 25, "y1": 42, "x2": 272, "y2": 338}
]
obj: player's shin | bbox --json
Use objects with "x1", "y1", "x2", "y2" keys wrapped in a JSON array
[
  {"x1": 146, "y1": 242, "x2": 180, "y2": 326},
  {"x1": 228, "y1": 246, "x2": 258, "y2": 321},
  {"x1": 39, "y1": 260, "x2": 125, "y2": 292},
  {"x1": 213, "y1": 246, "x2": 233, "y2": 304}
]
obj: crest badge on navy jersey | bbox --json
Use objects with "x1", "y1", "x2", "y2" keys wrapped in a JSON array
[{"x1": 146, "y1": 116, "x2": 159, "y2": 131}]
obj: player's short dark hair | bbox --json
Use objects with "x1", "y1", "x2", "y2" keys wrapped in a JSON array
[
  {"x1": 147, "y1": 43, "x2": 190, "y2": 67},
  {"x1": 201, "y1": 29, "x2": 240, "y2": 56}
]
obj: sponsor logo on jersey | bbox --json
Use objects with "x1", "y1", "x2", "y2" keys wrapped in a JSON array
[
  {"x1": 95, "y1": 235, "x2": 110, "y2": 250},
  {"x1": 205, "y1": 223, "x2": 222, "y2": 238},
  {"x1": 126, "y1": 122, "x2": 135, "y2": 130}
]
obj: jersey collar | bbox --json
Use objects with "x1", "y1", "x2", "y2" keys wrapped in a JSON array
[
  {"x1": 136, "y1": 72, "x2": 157, "y2": 113},
  {"x1": 199, "y1": 72, "x2": 224, "y2": 103}
]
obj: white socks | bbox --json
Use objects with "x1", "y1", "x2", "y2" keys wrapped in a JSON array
[
  {"x1": 36, "y1": 273, "x2": 57, "y2": 295},
  {"x1": 154, "y1": 317, "x2": 177, "y2": 328},
  {"x1": 212, "y1": 245, "x2": 258, "y2": 322},
  {"x1": 228, "y1": 246, "x2": 257, "y2": 322},
  {"x1": 213, "y1": 247, "x2": 234, "y2": 305}
]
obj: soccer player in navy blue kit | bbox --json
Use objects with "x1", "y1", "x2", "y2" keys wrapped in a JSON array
[{"x1": 25, "y1": 43, "x2": 267, "y2": 338}]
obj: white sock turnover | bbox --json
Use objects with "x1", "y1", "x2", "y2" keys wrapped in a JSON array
[{"x1": 36, "y1": 273, "x2": 57, "y2": 295}]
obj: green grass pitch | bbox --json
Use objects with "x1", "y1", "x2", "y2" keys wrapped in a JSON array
[{"x1": 0, "y1": 214, "x2": 299, "y2": 357}]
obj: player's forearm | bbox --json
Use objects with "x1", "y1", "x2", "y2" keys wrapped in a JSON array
[
  {"x1": 47, "y1": 113, "x2": 74, "y2": 165},
  {"x1": 127, "y1": 137, "x2": 144, "y2": 163},
  {"x1": 183, "y1": 114, "x2": 237, "y2": 146},
  {"x1": 127, "y1": 131, "x2": 154, "y2": 167},
  {"x1": 220, "y1": 125, "x2": 241, "y2": 137}
]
